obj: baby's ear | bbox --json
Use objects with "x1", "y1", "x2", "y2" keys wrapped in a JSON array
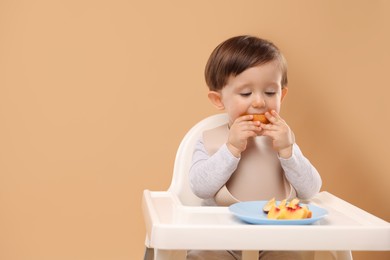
[
  {"x1": 281, "y1": 87, "x2": 288, "y2": 102},
  {"x1": 208, "y1": 91, "x2": 225, "y2": 110}
]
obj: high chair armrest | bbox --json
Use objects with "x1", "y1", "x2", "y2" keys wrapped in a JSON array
[{"x1": 142, "y1": 190, "x2": 182, "y2": 246}]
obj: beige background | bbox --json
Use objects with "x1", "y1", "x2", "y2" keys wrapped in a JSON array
[{"x1": 0, "y1": 0, "x2": 389, "y2": 259}]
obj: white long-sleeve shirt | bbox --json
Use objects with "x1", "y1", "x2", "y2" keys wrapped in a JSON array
[{"x1": 189, "y1": 137, "x2": 322, "y2": 205}]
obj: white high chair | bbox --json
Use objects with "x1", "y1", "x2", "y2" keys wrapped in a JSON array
[{"x1": 142, "y1": 113, "x2": 390, "y2": 260}]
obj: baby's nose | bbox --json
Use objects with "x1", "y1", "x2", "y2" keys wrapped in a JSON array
[{"x1": 252, "y1": 95, "x2": 265, "y2": 107}]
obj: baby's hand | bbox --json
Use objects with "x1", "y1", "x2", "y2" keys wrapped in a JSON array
[
  {"x1": 260, "y1": 110, "x2": 295, "y2": 158},
  {"x1": 227, "y1": 115, "x2": 261, "y2": 158}
]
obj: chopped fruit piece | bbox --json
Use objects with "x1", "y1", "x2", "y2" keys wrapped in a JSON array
[
  {"x1": 302, "y1": 205, "x2": 312, "y2": 218},
  {"x1": 285, "y1": 206, "x2": 307, "y2": 219},
  {"x1": 279, "y1": 199, "x2": 287, "y2": 208},
  {"x1": 252, "y1": 114, "x2": 270, "y2": 124},
  {"x1": 268, "y1": 205, "x2": 286, "y2": 219},
  {"x1": 262, "y1": 197, "x2": 276, "y2": 213},
  {"x1": 287, "y1": 198, "x2": 300, "y2": 209}
]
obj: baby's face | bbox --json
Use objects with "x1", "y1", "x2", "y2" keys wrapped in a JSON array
[{"x1": 218, "y1": 60, "x2": 286, "y2": 126}]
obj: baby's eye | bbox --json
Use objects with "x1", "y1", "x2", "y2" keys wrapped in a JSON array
[
  {"x1": 265, "y1": 92, "x2": 276, "y2": 96},
  {"x1": 240, "y1": 92, "x2": 252, "y2": 97}
]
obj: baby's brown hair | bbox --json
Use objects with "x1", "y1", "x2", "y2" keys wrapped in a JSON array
[{"x1": 205, "y1": 35, "x2": 288, "y2": 91}]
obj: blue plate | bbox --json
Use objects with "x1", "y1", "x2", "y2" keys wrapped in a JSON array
[{"x1": 229, "y1": 200, "x2": 328, "y2": 225}]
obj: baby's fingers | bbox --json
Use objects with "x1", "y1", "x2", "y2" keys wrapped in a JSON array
[
  {"x1": 236, "y1": 114, "x2": 254, "y2": 123},
  {"x1": 265, "y1": 110, "x2": 284, "y2": 125}
]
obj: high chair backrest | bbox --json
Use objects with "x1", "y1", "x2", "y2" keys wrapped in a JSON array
[{"x1": 168, "y1": 113, "x2": 228, "y2": 206}]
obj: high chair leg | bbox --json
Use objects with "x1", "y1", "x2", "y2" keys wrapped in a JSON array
[{"x1": 144, "y1": 247, "x2": 153, "y2": 260}]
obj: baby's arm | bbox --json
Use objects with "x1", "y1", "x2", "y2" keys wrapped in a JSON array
[
  {"x1": 189, "y1": 137, "x2": 239, "y2": 199},
  {"x1": 279, "y1": 144, "x2": 322, "y2": 200}
]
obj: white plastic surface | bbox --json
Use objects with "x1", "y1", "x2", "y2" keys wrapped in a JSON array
[{"x1": 142, "y1": 190, "x2": 390, "y2": 251}]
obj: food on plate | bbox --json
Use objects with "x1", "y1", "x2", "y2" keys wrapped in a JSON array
[
  {"x1": 262, "y1": 198, "x2": 312, "y2": 220},
  {"x1": 252, "y1": 114, "x2": 270, "y2": 124},
  {"x1": 262, "y1": 197, "x2": 276, "y2": 213}
]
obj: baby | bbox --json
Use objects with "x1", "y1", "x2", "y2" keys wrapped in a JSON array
[{"x1": 187, "y1": 35, "x2": 322, "y2": 259}]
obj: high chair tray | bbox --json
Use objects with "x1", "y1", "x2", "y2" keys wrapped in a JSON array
[{"x1": 142, "y1": 190, "x2": 390, "y2": 251}]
